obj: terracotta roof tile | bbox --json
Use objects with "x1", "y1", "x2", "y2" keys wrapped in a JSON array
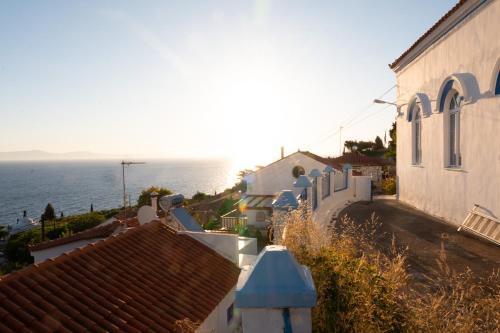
[
  {"x1": 390, "y1": 0, "x2": 469, "y2": 70},
  {"x1": 330, "y1": 151, "x2": 394, "y2": 167},
  {"x1": 0, "y1": 221, "x2": 240, "y2": 332},
  {"x1": 29, "y1": 221, "x2": 123, "y2": 252},
  {"x1": 299, "y1": 151, "x2": 343, "y2": 170}
]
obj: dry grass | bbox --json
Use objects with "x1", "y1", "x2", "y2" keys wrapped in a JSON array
[{"x1": 273, "y1": 205, "x2": 500, "y2": 333}]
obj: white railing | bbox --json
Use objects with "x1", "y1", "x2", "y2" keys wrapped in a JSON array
[{"x1": 221, "y1": 216, "x2": 248, "y2": 230}]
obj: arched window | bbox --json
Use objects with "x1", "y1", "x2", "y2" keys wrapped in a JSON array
[
  {"x1": 445, "y1": 89, "x2": 463, "y2": 167},
  {"x1": 409, "y1": 102, "x2": 422, "y2": 165}
]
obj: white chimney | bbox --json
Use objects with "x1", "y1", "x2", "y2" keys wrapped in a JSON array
[
  {"x1": 281, "y1": 146, "x2": 285, "y2": 159},
  {"x1": 150, "y1": 191, "x2": 159, "y2": 212},
  {"x1": 235, "y1": 245, "x2": 316, "y2": 333}
]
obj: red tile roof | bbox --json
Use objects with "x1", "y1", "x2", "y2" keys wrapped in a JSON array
[
  {"x1": 29, "y1": 221, "x2": 123, "y2": 252},
  {"x1": 389, "y1": 0, "x2": 469, "y2": 70},
  {"x1": 299, "y1": 151, "x2": 343, "y2": 170},
  {"x1": 0, "y1": 221, "x2": 240, "y2": 332},
  {"x1": 330, "y1": 151, "x2": 394, "y2": 167}
]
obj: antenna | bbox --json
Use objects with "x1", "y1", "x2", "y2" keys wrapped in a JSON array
[{"x1": 121, "y1": 161, "x2": 146, "y2": 219}]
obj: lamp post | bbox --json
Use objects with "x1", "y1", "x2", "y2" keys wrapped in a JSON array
[
  {"x1": 121, "y1": 160, "x2": 146, "y2": 218},
  {"x1": 373, "y1": 99, "x2": 402, "y2": 116}
]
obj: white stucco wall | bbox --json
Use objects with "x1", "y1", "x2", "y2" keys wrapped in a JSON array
[
  {"x1": 246, "y1": 152, "x2": 331, "y2": 196},
  {"x1": 31, "y1": 238, "x2": 103, "y2": 264},
  {"x1": 182, "y1": 231, "x2": 239, "y2": 264},
  {"x1": 395, "y1": 0, "x2": 500, "y2": 226},
  {"x1": 240, "y1": 308, "x2": 311, "y2": 333},
  {"x1": 197, "y1": 288, "x2": 236, "y2": 333}
]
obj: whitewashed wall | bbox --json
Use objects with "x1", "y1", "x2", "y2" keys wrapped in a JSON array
[
  {"x1": 32, "y1": 238, "x2": 103, "y2": 264},
  {"x1": 246, "y1": 152, "x2": 331, "y2": 196},
  {"x1": 197, "y1": 288, "x2": 236, "y2": 333},
  {"x1": 395, "y1": 0, "x2": 500, "y2": 225}
]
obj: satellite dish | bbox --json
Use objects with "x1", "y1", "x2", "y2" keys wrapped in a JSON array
[{"x1": 137, "y1": 206, "x2": 157, "y2": 225}]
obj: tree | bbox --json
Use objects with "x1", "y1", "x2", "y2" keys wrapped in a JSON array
[
  {"x1": 137, "y1": 186, "x2": 172, "y2": 207},
  {"x1": 385, "y1": 122, "x2": 397, "y2": 160},
  {"x1": 374, "y1": 136, "x2": 384, "y2": 150},
  {"x1": 0, "y1": 225, "x2": 8, "y2": 239},
  {"x1": 191, "y1": 192, "x2": 208, "y2": 202},
  {"x1": 43, "y1": 203, "x2": 56, "y2": 221},
  {"x1": 90, "y1": 203, "x2": 94, "y2": 213}
]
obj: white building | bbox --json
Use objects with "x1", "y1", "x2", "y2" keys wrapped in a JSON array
[
  {"x1": 240, "y1": 150, "x2": 371, "y2": 227},
  {"x1": 391, "y1": 0, "x2": 500, "y2": 228}
]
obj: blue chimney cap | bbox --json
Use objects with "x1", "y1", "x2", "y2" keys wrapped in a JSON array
[
  {"x1": 235, "y1": 245, "x2": 317, "y2": 308},
  {"x1": 308, "y1": 168, "x2": 322, "y2": 178},
  {"x1": 323, "y1": 165, "x2": 334, "y2": 173},
  {"x1": 272, "y1": 190, "x2": 299, "y2": 211},
  {"x1": 293, "y1": 175, "x2": 312, "y2": 188}
]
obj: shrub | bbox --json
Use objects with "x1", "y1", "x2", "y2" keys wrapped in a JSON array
[
  {"x1": 64, "y1": 212, "x2": 105, "y2": 233},
  {"x1": 4, "y1": 230, "x2": 40, "y2": 266},
  {"x1": 137, "y1": 186, "x2": 172, "y2": 207},
  {"x1": 382, "y1": 177, "x2": 396, "y2": 195},
  {"x1": 46, "y1": 226, "x2": 67, "y2": 240},
  {"x1": 275, "y1": 207, "x2": 500, "y2": 333}
]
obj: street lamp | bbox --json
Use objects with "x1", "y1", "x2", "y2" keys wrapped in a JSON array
[
  {"x1": 373, "y1": 99, "x2": 398, "y2": 106},
  {"x1": 373, "y1": 99, "x2": 403, "y2": 116}
]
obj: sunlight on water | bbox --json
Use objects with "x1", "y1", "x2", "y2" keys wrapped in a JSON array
[{"x1": 0, "y1": 159, "x2": 239, "y2": 226}]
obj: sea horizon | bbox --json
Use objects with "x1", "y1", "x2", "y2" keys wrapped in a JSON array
[{"x1": 0, "y1": 158, "x2": 239, "y2": 227}]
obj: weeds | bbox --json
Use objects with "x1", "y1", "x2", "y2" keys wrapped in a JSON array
[{"x1": 274, "y1": 205, "x2": 500, "y2": 333}]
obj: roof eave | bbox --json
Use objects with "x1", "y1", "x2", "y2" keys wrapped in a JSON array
[{"x1": 390, "y1": 0, "x2": 487, "y2": 73}]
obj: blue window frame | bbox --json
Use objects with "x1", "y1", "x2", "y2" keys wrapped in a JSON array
[
  {"x1": 321, "y1": 173, "x2": 330, "y2": 199},
  {"x1": 495, "y1": 71, "x2": 500, "y2": 95},
  {"x1": 439, "y1": 80, "x2": 454, "y2": 112},
  {"x1": 227, "y1": 303, "x2": 234, "y2": 324},
  {"x1": 312, "y1": 178, "x2": 318, "y2": 210}
]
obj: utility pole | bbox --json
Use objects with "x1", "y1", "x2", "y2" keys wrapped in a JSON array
[
  {"x1": 339, "y1": 126, "x2": 343, "y2": 156},
  {"x1": 121, "y1": 161, "x2": 145, "y2": 219}
]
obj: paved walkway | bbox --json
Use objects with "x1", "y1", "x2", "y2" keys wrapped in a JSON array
[{"x1": 339, "y1": 198, "x2": 500, "y2": 284}]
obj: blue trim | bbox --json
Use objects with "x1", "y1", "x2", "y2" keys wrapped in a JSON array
[
  {"x1": 283, "y1": 308, "x2": 293, "y2": 333},
  {"x1": 439, "y1": 80, "x2": 454, "y2": 112},
  {"x1": 495, "y1": 71, "x2": 500, "y2": 95}
]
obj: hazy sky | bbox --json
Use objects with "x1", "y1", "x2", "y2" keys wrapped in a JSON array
[{"x1": 0, "y1": 0, "x2": 456, "y2": 167}]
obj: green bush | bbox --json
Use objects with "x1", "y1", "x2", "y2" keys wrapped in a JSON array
[
  {"x1": 4, "y1": 230, "x2": 40, "y2": 266},
  {"x1": 64, "y1": 212, "x2": 105, "y2": 233},
  {"x1": 137, "y1": 186, "x2": 172, "y2": 207},
  {"x1": 46, "y1": 226, "x2": 67, "y2": 240},
  {"x1": 382, "y1": 177, "x2": 396, "y2": 195}
]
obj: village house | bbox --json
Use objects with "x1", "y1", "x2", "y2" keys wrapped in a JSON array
[
  {"x1": 223, "y1": 150, "x2": 372, "y2": 230},
  {"x1": 0, "y1": 212, "x2": 316, "y2": 332},
  {"x1": 391, "y1": 0, "x2": 500, "y2": 242},
  {"x1": 330, "y1": 150, "x2": 395, "y2": 192}
]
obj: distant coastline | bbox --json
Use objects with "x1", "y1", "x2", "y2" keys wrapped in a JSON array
[{"x1": 0, "y1": 150, "x2": 118, "y2": 161}]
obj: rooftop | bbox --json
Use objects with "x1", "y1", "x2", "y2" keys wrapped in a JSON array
[
  {"x1": 330, "y1": 151, "x2": 394, "y2": 167},
  {"x1": 0, "y1": 220, "x2": 240, "y2": 332},
  {"x1": 389, "y1": 0, "x2": 480, "y2": 71}
]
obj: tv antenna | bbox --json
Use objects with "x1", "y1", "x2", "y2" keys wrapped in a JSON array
[{"x1": 121, "y1": 160, "x2": 146, "y2": 218}]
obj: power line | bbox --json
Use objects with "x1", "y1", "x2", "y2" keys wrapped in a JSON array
[{"x1": 305, "y1": 84, "x2": 397, "y2": 150}]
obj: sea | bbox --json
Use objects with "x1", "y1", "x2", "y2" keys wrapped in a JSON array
[{"x1": 0, "y1": 159, "x2": 238, "y2": 227}]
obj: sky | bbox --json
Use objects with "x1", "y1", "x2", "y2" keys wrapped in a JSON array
[{"x1": 0, "y1": 0, "x2": 457, "y2": 168}]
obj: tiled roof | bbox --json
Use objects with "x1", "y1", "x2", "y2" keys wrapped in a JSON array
[
  {"x1": 299, "y1": 151, "x2": 343, "y2": 170},
  {"x1": 29, "y1": 218, "x2": 142, "y2": 252},
  {"x1": 389, "y1": 0, "x2": 469, "y2": 70},
  {"x1": 0, "y1": 221, "x2": 240, "y2": 332},
  {"x1": 330, "y1": 151, "x2": 394, "y2": 167}
]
